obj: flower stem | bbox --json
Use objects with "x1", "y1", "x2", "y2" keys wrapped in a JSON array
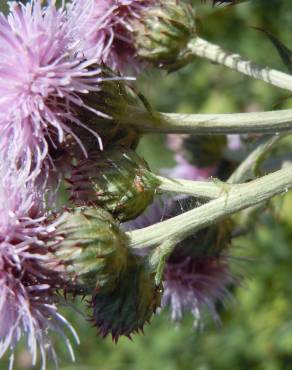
[
  {"x1": 228, "y1": 134, "x2": 284, "y2": 183},
  {"x1": 186, "y1": 37, "x2": 292, "y2": 92},
  {"x1": 156, "y1": 175, "x2": 222, "y2": 199},
  {"x1": 125, "y1": 105, "x2": 292, "y2": 135},
  {"x1": 127, "y1": 166, "x2": 292, "y2": 249},
  {"x1": 155, "y1": 135, "x2": 284, "y2": 220}
]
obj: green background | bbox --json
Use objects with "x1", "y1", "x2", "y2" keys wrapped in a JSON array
[{"x1": 2, "y1": 0, "x2": 292, "y2": 369}]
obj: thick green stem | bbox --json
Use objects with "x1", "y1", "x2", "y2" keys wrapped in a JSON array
[
  {"x1": 124, "y1": 106, "x2": 292, "y2": 135},
  {"x1": 157, "y1": 175, "x2": 223, "y2": 199},
  {"x1": 187, "y1": 37, "x2": 292, "y2": 92},
  {"x1": 127, "y1": 166, "x2": 292, "y2": 249},
  {"x1": 156, "y1": 135, "x2": 284, "y2": 199}
]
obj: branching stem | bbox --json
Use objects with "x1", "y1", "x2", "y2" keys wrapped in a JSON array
[
  {"x1": 156, "y1": 175, "x2": 221, "y2": 199},
  {"x1": 127, "y1": 166, "x2": 292, "y2": 249}
]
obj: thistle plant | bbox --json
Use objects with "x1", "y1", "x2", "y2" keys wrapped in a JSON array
[{"x1": 1, "y1": 0, "x2": 292, "y2": 368}]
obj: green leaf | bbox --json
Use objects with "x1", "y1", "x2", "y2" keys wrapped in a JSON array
[{"x1": 254, "y1": 27, "x2": 292, "y2": 74}]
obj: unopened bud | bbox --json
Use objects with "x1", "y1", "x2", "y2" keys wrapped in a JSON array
[
  {"x1": 73, "y1": 67, "x2": 142, "y2": 150},
  {"x1": 56, "y1": 207, "x2": 128, "y2": 293},
  {"x1": 92, "y1": 255, "x2": 163, "y2": 341},
  {"x1": 68, "y1": 149, "x2": 160, "y2": 222},
  {"x1": 134, "y1": 0, "x2": 196, "y2": 69}
]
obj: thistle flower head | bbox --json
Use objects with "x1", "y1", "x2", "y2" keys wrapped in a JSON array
[
  {"x1": 55, "y1": 207, "x2": 129, "y2": 293},
  {"x1": 0, "y1": 0, "x2": 104, "y2": 176},
  {"x1": 68, "y1": 0, "x2": 154, "y2": 73},
  {"x1": 133, "y1": 0, "x2": 196, "y2": 70},
  {"x1": 162, "y1": 253, "x2": 235, "y2": 324},
  {"x1": 92, "y1": 255, "x2": 162, "y2": 341},
  {"x1": 125, "y1": 201, "x2": 236, "y2": 326},
  {"x1": 68, "y1": 148, "x2": 159, "y2": 221},
  {"x1": 0, "y1": 163, "x2": 77, "y2": 368},
  {"x1": 123, "y1": 155, "x2": 236, "y2": 325}
]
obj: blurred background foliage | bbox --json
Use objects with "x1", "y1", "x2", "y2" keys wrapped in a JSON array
[{"x1": 2, "y1": 0, "x2": 292, "y2": 369}]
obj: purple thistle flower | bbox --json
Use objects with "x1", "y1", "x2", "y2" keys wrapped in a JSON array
[
  {"x1": 0, "y1": 0, "x2": 105, "y2": 177},
  {"x1": 0, "y1": 164, "x2": 78, "y2": 369},
  {"x1": 162, "y1": 254, "x2": 235, "y2": 325},
  {"x1": 68, "y1": 0, "x2": 154, "y2": 73}
]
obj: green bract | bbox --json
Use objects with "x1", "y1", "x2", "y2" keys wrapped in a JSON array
[
  {"x1": 74, "y1": 68, "x2": 141, "y2": 151},
  {"x1": 56, "y1": 207, "x2": 128, "y2": 293},
  {"x1": 69, "y1": 149, "x2": 160, "y2": 222},
  {"x1": 92, "y1": 255, "x2": 163, "y2": 341},
  {"x1": 134, "y1": 0, "x2": 196, "y2": 69}
]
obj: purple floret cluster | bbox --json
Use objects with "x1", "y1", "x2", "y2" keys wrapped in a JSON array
[
  {"x1": 0, "y1": 157, "x2": 79, "y2": 368},
  {"x1": 68, "y1": 0, "x2": 154, "y2": 73}
]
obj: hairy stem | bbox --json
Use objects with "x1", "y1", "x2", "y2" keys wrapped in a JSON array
[
  {"x1": 125, "y1": 106, "x2": 292, "y2": 135},
  {"x1": 157, "y1": 135, "x2": 285, "y2": 197},
  {"x1": 186, "y1": 37, "x2": 292, "y2": 92},
  {"x1": 127, "y1": 166, "x2": 292, "y2": 249},
  {"x1": 157, "y1": 175, "x2": 223, "y2": 199}
]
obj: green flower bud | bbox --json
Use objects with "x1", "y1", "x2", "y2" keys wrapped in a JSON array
[
  {"x1": 134, "y1": 0, "x2": 196, "y2": 70},
  {"x1": 56, "y1": 207, "x2": 129, "y2": 293},
  {"x1": 74, "y1": 120, "x2": 140, "y2": 154},
  {"x1": 92, "y1": 255, "x2": 163, "y2": 341},
  {"x1": 73, "y1": 67, "x2": 143, "y2": 151},
  {"x1": 82, "y1": 71, "x2": 135, "y2": 123},
  {"x1": 68, "y1": 149, "x2": 160, "y2": 222}
]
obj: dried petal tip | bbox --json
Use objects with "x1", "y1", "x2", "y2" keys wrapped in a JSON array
[
  {"x1": 134, "y1": 0, "x2": 196, "y2": 70},
  {"x1": 55, "y1": 207, "x2": 129, "y2": 293},
  {"x1": 69, "y1": 149, "x2": 159, "y2": 222},
  {"x1": 92, "y1": 256, "x2": 162, "y2": 341}
]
